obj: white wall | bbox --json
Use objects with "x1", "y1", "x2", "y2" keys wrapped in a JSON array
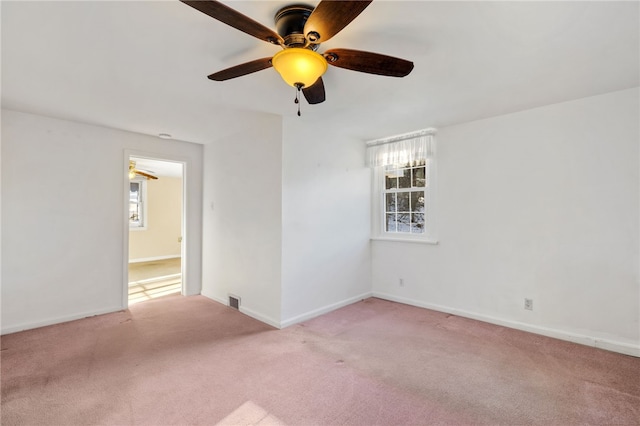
[
  {"x1": 372, "y1": 88, "x2": 640, "y2": 355},
  {"x1": 201, "y1": 113, "x2": 283, "y2": 327},
  {"x1": 200, "y1": 113, "x2": 372, "y2": 328},
  {"x1": 4, "y1": 88, "x2": 637, "y2": 358},
  {"x1": 280, "y1": 117, "x2": 372, "y2": 326},
  {"x1": 129, "y1": 176, "x2": 183, "y2": 261},
  {"x1": 1, "y1": 109, "x2": 203, "y2": 333}
]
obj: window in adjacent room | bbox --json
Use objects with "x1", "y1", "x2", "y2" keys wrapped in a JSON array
[
  {"x1": 367, "y1": 128, "x2": 437, "y2": 243},
  {"x1": 129, "y1": 179, "x2": 147, "y2": 229}
]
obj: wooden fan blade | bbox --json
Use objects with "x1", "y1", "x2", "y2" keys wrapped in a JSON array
[
  {"x1": 324, "y1": 48, "x2": 414, "y2": 77},
  {"x1": 135, "y1": 170, "x2": 158, "y2": 180},
  {"x1": 181, "y1": 0, "x2": 284, "y2": 45},
  {"x1": 208, "y1": 57, "x2": 273, "y2": 81},
  {"x1": 304, "y1": 0, "x2": 372, "y2": 44},
  {"x1": 302, "y1": 78, "x2": 326, "y2": 104}
]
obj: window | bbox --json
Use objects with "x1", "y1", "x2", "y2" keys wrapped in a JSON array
[
  {"x1": 384, "y1": 162, "x2": 426, "y2": 234},
  {"x1": 129, "y1": 179, "x2": 147, "y2": 229},
  {"x1": 367, "y1": 128, "x2": 437, "y2": 243}
]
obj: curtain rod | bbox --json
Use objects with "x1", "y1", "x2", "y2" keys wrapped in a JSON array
[{"x1": 365, "y1": 127, "x2": 437, "y2": 147}]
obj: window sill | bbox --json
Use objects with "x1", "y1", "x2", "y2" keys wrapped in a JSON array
[{"x1": 370, "y1": 236, "x2": 439, "y2": 245}]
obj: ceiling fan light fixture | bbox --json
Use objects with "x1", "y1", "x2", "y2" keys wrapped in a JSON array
[
  {"x1": 128, "y1": 161, "x2": 137, "y2": 180},
  {"x1": 272, "y1": 48, "x2": 328, "y2": 88}
]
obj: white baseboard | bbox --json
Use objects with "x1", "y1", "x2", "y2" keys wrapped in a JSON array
[
  {"x1": 202, "y1": 292, "x2": 227, "y2": 306},
  {"x1": 372, "y1": 292, "x2": 640, "y2": 358},
  {"x1": 280, "y1": 291, "x2": 374, "y2": 329},
  {"x1": 202, "y1": 291, "x2": 374, "y2": 330},
  {"x1": 129, "y1": 255, "x2": 181, "y2": 264},
  {"x1": 1, "y1": 305, "x2": 124, "y2": 335},
  {"x1": 239, "y1": 306, "x2": 280, "y2": 329},
  {"x1": 201, "y1": 292, "x2": 281, "y2": 329}
]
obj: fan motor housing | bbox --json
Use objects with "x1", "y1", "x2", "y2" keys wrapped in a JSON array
[{"x1": 274, "y1": 4, "x2": 316, "y2": 48}]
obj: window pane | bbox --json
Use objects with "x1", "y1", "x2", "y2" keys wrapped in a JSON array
[
  {"x1": 397, "y1": 192, "x2": 410, "y2": 212},
  {"x1": 397, "y1": 213, "x2": 411, "y2": 233},
  {"x1": 129, "y1": 181, "x2": 143, "y2": 227},
  {"x1": 398, "y1": 168, "x2": 411, "y2": 189},
  {"x1": 385, "y1": 193, "x2": 397, "y2": 213},
  {"x1": 412, "y1": 166, "x2": 426, "y2": 187},
  {"x1": 411, "y1": 191, "x2": 425, "y2": 213},
  {"x1": 129, "y1": 202, "x2": 140, "y2": 223},
  {"x1": 130, "y1": 182, "x2": 140, "y2": 202},
  {"x1": 411, "y1": 213, "x2": 425, "y2": 233},
  {"x1": 385, "y1": 214, "x2": 397, "y2": 232},
  {"x1": 385, "y1": 174, "x2": 398, "y2": 189}
]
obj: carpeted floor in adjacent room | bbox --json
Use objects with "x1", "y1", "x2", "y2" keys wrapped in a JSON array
[{"x1": 1, "y1": 296, "x2": 639, "y2": 425}]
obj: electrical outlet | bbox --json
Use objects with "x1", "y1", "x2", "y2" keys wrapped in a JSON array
[
  {"x1": 524, "y1": 298, "x2": 533, "y2": 311},
  {"x1": 399, "y1": 278, "x2": 404, "y2": 287}
]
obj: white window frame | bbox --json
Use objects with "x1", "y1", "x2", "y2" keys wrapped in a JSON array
[
  {"x1": 369, "y1": 129, "x2": 438, "y2": 244},
  {"x1": 129, "y1": 178, "x2": 148, "y2": 231}
]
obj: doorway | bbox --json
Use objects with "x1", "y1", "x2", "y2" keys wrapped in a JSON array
[{"x1": 126, "y1": 156, "x2": 185, "y2": 305}]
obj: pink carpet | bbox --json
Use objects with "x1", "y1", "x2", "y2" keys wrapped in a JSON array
[{"x1": 2, "y1": 296, "x2": 639, "y2": 425}]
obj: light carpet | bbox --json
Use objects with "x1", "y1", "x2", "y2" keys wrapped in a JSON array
[{"x1": 2, "y1": 296, "x2": 639, "y2": 425}]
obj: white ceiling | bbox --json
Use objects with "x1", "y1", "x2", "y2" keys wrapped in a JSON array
[
  {"x1": 2, "y1": 1, "x2": 638, "y2": 144},
  {"x1": 131, "y1": 156, "x2": 183, "y2": 178}
]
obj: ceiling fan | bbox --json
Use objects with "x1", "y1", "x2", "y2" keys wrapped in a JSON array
[
  {"x1": 129, "y1": 161, "x2": 158, "y2": 180},
  {"x1": 180, "y1": 0, "x2": 414, "y2": 114}
]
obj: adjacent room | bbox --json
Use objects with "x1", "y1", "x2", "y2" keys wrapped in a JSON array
[
  {"x1": 128, "y1": 157, "x2": 184, "y2": 305},
  {"x1": 1, "y1": 1, "x2": 638, "y2": 425}
]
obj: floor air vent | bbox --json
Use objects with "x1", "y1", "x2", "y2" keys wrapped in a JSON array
[{"x1": 229, "y1": 295, "x2": 240, "y2": 310}]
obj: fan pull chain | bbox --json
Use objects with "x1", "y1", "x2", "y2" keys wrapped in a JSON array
[{"x1": 294, "y1": 84, "x2": 302, "y2": 117}]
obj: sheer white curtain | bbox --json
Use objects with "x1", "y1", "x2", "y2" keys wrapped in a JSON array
[{"x1": 365, "y1": 128, "x2": 436, "y2": 167}]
